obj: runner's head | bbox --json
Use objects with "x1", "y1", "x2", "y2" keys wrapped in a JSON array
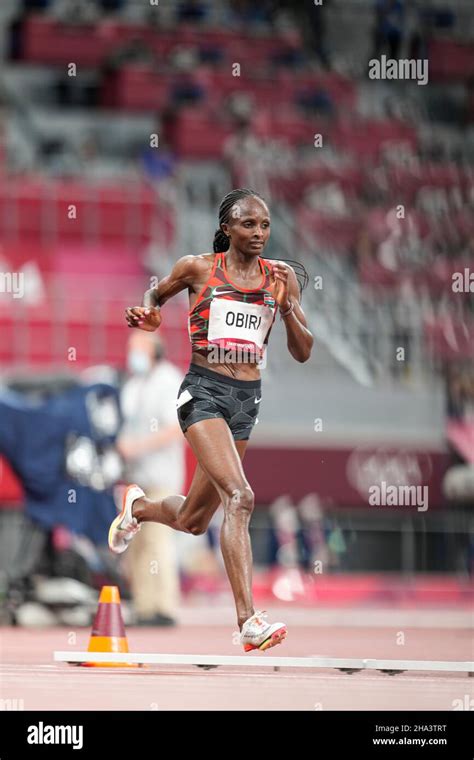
[
  {"x1": 213, "y1": 188, "x2": 310, "y2": 298},
  {"x1": 213, "y1": 188, "x2": 270, "y2": 256}
]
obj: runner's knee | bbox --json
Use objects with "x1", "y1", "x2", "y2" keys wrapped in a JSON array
[
  {"x1": 177, "y1": 514, "x2": 208, "y2": 535},
  {"x1": 222, "y1": 483, "x2": 254, "y2": 516},
  {"x1": 186, "y1": 522, "x2": 207, "y2": 536}
]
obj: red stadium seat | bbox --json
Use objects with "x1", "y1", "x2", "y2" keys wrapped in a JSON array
[
  {"x1": 0, "y1": 315, "x2": 15, "y2": 364},
  {"x1": 173, "y1": 109, "x2": 232, "y2": 158},
  {"x1": 358, "y1": 258, "x2": 401, "y2": 289},
  {"x1": 424, "y1": 317, "x2": 474, "y2": 360},
  {"x1": 332, "y1": 120, "x2": 417, "y2": 162},
  {"x1": 447, "y1": 420, "x2": 474, "y2": 465},
  {"x1": 53, "y1": 192, "x2": 92, "y2": 243},
  {"x1": 23, "y1": 16, "x2": 107, "y2": 66},
  {"x1": 101, "y1": 324, "x2": 128, "y2": 366},
  {"x1": 297, "y1": 206, "x2": 361, "y2": 251},
  {"x1": 429, "y1": 39, "x2": 474, "y2": 82},
  {"x1": 23, "y1": 313, "x2": 57, "y2": 365},
  {"x1": 101, "y1": 66, "x2": 171, "y2": 111}
]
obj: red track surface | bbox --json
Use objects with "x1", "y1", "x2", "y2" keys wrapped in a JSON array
[{"x1": 1, "y1": 607, "x2": 473, "y2": 711}]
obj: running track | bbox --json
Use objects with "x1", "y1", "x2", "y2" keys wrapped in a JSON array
[{"x1": 1, "y1": 607, "x2": 473, "y2": 711}]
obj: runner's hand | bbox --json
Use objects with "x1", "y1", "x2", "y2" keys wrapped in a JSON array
[
  {"x1": 125, "y1": 306, "x2": 161, "y2": 331},
  {"x1": 270, "y1": 263, "x2": 290, "y2": 309}
]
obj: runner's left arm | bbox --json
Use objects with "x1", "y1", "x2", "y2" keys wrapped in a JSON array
[{"x1": 271, "y1": 263, "x2": 313, "y2": 363}]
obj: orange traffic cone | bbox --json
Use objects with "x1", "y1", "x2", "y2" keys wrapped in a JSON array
[{"x1": 82, "y1": 586, "x2": 136, "y2": 668}]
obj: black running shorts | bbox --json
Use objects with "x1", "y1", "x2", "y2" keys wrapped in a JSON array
[{"x1": 176, "y1": 363, "x2": 262, "y2": 441}]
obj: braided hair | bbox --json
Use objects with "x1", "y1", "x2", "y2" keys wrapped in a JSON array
[{"x1": 213, "y1": 188, "x2": 309, "y2": 298}]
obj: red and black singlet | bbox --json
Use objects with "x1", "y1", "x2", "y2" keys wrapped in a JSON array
[{"x1": 188, "y1": 252, "x2": 277, "y2": 361}]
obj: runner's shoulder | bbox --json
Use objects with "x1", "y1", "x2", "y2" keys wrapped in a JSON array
[{"x1": 175, "y1": 252, "x2": 217, "y2": 281}]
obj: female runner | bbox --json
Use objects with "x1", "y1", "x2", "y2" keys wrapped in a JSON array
[{"x1": 109, "y1": 188, "x2": 313, "y2": 651}]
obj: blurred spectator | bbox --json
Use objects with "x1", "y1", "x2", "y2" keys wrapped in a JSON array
[
  {"x1": 391, "y1": 279, "x2": 419, "y2": 378},
  {"x1": 22, "y1": 0, "x2": 51, "y2": 9},
  {"x1": 103, "y1": 36, "x2": 156, "y2": 75},
  {"x1": 223, "y1": 107, "x2": 271, "y2": 197},
  {"x1": 302, "y1": 0, "x2": 331, "y2": 69},
  {"x1": 372, "y1": 0, "x2": 405, "y2": 60},
  {"x1": 297, "y1": 84, "x2": 335, "y2": 116},
  {"x1": 169, "y1": 47, "x2": 206, "y2": 105},
  {"x1": 464, "y1": 75, "x2": 474, "y2": 127},
  {"x1": 269, "y1": 495, "x2": 300, "y2": 568},
  {"x1": 228, "y1": 0, "x2": 275, "y2": 26},
  {"x1": 50, "y1": 0, "x2": 100, "y2": 24},
  {"x1": 118, "y1": 331, "x2": 184, "y2": 626},
  {"x1": 141, "y1": 137, "x2": 177, "y2": 184},
  {"x1": 446, "y1": 363, "x2": 474, "y2": 421},
  {"x1": 303, "y1": 182, "x2": 349, "y2": 216},
  {"x1": 98, "y1": 0, "x2": 125, "y2": 13},
  {"x1": 0, "y1": 103, "x2": 6, "y2": 177},
  {"x1": 297, "y1": 493, "x2": 329, "y2": 572},
  {"x1": 406, "y1": 0, "x2": 431, "y2": 60},
  {"x1": 177, "y1": 0, "x2": 209, "y2": 25}
]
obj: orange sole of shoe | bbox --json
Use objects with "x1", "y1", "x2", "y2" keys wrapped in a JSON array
[{"x1": 244, "y1": 626, "x2": 288, "y2": 653}]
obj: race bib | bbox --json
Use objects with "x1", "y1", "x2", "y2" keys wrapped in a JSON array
[{"x1": 207, "y1": 298, "x2": 275, "y2": 351}]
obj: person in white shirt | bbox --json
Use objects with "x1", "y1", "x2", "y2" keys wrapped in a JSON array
[{"x1": 117, "y1": 331, "x2": 184, "y2": 625}]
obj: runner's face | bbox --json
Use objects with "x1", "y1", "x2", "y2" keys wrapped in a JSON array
[{"x1": 223, "y1": 198, "x2": 271, "y2": 256}]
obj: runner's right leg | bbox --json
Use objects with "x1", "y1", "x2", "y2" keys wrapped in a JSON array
[{"x1": 109, "y1": 439, "x2": 248, "y2": 554}]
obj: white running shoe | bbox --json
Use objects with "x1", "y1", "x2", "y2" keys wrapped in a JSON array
[
  {"x1": 108, "y1": 484, "x2": 145, "y2": 555},
  {"x1": 240, "y1": 611, "x2": 287, "y2": 652}
]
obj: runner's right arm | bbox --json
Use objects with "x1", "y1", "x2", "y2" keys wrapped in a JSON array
[{"x1": 125, "y1": 255, "x2": 202, "y2": 331}]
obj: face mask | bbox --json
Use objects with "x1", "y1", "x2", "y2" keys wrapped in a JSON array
[{"x1": 127, "y1": 350, "x2": 152, "y2": 375}]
